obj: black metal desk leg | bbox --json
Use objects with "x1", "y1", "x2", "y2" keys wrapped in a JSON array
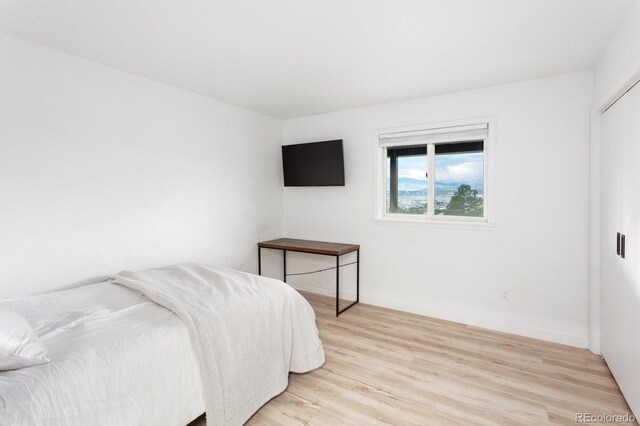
[
  {"x1": 283, "y1": 249, "x2": 287, "y2": 283},
  {"x1": 258, "y1": 247, "x2": 262, "y2": 276},
  {"x1": 337, "y1": 250, "x2": 359, "y2": 316},
  {"x1": 356, "y1": 248, "x2": 360, "y2": 303},
  {"x1": 336, "y1": 254, "x2": 340, "y2": 317}
]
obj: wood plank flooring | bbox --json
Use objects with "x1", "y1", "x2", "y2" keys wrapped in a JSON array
[{"x1": 192, "y1": 292, "x2": 636, "y2": 425}]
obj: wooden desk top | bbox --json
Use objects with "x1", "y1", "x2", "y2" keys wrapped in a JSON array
[{"x1": 258, "y1": 238, "x2": 359, "y2": 256}]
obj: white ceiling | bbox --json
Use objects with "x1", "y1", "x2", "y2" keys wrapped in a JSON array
[{"x1": 0, "y1": 0, "x2": 634, "y2": 118}]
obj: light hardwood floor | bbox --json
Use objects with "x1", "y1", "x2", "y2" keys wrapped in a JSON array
[{"x1": 191, "y1": 292, "x2": 636, "y2": 425}]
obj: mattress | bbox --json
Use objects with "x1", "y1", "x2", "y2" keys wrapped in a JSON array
[{"x1": 0, "y1": 282, "x2": 205, "y2": 426}]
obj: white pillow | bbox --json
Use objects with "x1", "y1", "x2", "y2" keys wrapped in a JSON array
[{"x1": 0, "y1": 308, "x2": 50, "y2": 371}]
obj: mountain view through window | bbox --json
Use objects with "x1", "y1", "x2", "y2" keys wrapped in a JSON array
[{"x1": 386, "y1": 143, "x2": 484, "y2": 217}]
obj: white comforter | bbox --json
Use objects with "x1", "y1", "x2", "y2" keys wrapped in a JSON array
[
  {"x1": 0, "y1": 282, "x2": 204, "y2": 426},
  {"x1": 111, "y1": 264, "x2": 325, "y2": 426}
]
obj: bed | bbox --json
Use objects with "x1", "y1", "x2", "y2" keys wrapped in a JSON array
[
  {"x1": 0, "y1": 264, "x2": 325, "y2": 426},
  {"x1": 0, "y1": 281, "x2": 204, "y2": 425}
]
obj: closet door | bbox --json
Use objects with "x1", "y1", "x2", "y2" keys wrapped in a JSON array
[
  {"x1": 600, "y1": 92, "x2": 623, "y2": 376},
  {"x1": 601, "y1": 82, "x2": 640, "y2": 417},
  {"x1": 618, "y1": 83, "x2": 640, "y2": 415}
]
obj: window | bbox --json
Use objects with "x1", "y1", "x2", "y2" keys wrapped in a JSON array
[
  {"x1": 434, "y1": 141, "x2": 484, "y2": 217},
  {"x1": 386, "y1": 146, "x2": 428, "y2": 214},
  {"x1": 376, "y1": 120, "x2": 493, "y2": 224}
]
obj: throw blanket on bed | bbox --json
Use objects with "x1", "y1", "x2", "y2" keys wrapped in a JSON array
[{"x1": 110, "y1": 263, "x2": 325, "y2": 426}]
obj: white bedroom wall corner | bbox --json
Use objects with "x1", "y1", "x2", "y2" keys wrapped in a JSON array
[
  {"x1": 589, "y1": 107, "x2": 602, "y2": 355},
  {"x1": 0, "y1": 33, "x2": 285, "y2": 299},
  {"x1": 593, "y1": 1, "x2": 640, "y2": 109}
]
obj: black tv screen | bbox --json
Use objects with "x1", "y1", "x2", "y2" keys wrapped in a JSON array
[{"x1": 282, "y1": 140, "x2": 345, "y2": 186}]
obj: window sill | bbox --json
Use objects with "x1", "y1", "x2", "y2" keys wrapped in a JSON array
[{"x1": 374, "y1": 215, "x2": 496, "y2": 229}]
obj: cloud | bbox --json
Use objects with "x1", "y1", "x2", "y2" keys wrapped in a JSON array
[
  {"x1": 436, "y1": 160, "x2": 483, "y2": 183},
  {"x1": 393, "y1": 152, "x2": 483, "y2": 183},
  {"x1": 400, "y1": 168, "x2": 427, "y2": 179},
  {"x1": 397, "y1": 156, "x2": 426, "y2": 179}
]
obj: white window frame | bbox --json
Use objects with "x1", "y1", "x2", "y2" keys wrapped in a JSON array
[{"x1": 374, "y1": 116, "x2": 496, "y2": 226}]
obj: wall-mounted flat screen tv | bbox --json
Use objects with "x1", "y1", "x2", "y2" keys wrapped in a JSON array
[{"x1": 282, "y1": 140, "x2": 345, "y2": 186}]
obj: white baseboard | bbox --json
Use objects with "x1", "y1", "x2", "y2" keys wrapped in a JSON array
[
  {"x1": 290, "y1": 284, "x2": 588, "y2": 348},
  {"x1": 289, "y1": 282, "x2": 357, "y2": 300}
]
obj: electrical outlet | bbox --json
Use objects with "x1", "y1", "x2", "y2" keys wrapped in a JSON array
[{"x1": 500, "y1": 289, "x2": 509, "y2": 301}]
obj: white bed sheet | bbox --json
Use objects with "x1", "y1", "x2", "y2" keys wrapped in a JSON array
[{"x1": 0, "y1": 282, "x2": 204, "y2": 426}]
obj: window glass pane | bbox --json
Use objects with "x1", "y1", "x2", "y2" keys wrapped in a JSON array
[
  {"x1": 386, "y1": 146, "x2": 427, "y2": 214},
  {"x1": 434, "y1": 141, "x2": 484, "y2": 217}
]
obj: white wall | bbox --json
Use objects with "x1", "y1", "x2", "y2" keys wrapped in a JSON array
[
  {"x1": 276, "y1": 71, "x2": 594, "y2": 347},
  {"x1": 0, "y1": 33, "x2": 283, "y2": 300},
  {"x1": 594, "y1": 1, "x2": 640, "y2": 106},
  {"x1": 589, "y1": 1, "x2": 640, "y2": 354}
]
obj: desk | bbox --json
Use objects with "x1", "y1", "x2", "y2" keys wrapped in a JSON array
[{"x1": 258, "y1": 238, "x2": 359, "y2": 316}]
